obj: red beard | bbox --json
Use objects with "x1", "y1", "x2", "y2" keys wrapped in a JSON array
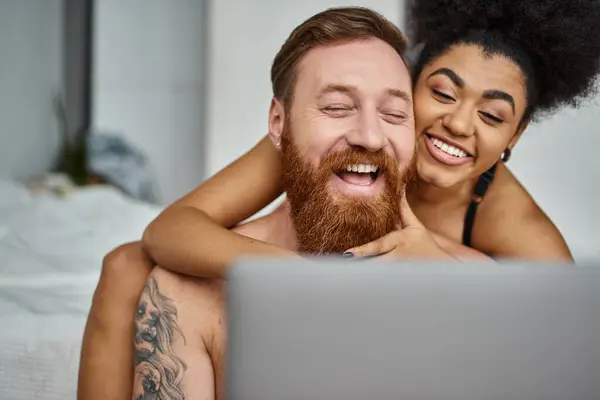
[{"x1": 281, "y1": 130, "x2": 414, "y2": 255}]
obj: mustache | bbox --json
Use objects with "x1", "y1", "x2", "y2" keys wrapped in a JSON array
[{"x1": 319, "y1": 149, "x2": 399, "y2": 175}]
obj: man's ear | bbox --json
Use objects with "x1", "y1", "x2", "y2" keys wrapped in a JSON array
[
  {"x1": 268, "y1": 97, "x2": 285, "y2": 149},
  {"x1": 508, "y1": 119, "x2": 529, "y2": 150}
]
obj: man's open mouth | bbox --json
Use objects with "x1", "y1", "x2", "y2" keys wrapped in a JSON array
[{"x1": 334, "y1": 163, "x2": 381, "y2": 186}]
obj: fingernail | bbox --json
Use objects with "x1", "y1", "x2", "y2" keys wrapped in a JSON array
[{"x1": 343, "y1": 252, "x2": 354, "y2": 258}]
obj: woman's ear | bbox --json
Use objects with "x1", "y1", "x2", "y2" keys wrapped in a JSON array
[{"x1": 268, "y1": 97, "x2": 285, "y2": 149}]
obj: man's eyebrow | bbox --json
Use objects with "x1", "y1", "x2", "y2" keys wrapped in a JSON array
[
  {"x1": 317, "y1": 84, "x2": 411, "y2": 104},
  {"x1": 316, "y1": 84, "x2": 355, "y2": 98},
  {"x1": 387, "y1": 88, "x2": 411, "y2": 104}
]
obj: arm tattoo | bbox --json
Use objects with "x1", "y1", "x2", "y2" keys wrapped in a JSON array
[{"x1": 133, "y1": 276, "x2": 187, "y2": 400}]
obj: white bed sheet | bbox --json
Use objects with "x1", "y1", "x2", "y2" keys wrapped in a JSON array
[{"x1": 0, "y1": 180, "x2": 162, "y2": 399}]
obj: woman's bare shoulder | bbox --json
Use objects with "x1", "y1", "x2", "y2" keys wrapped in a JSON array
[
  {"x1": 472, "y1": 164, "x2": 572, "y2": 261},
  {"x1": 485, "y1": 163, "x2": 533, "y2": 214}
]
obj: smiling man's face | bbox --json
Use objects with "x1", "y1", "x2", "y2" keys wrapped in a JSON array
[{"x1": 270, "y1": 38, "x2": 416, "y2": 255}]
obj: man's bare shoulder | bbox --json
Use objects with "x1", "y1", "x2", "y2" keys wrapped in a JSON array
[
  {"x1": 132, "y1": 203, "x2": 294, "y2": 399},
  {"x1": 148, "y1": 268, "x2": 226, "y2": 353},
  {"x1": 134, "y1": 268, "x2": 226, "y2": 399}
]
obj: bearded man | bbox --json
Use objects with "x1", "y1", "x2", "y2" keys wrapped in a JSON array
[{"x1": 130, "y1": 7, "x2": 448, "y2": 400}]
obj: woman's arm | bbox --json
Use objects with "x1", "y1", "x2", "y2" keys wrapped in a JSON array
[{"x1": 142, "y1": 136, "x2": 295, "y2": 279}]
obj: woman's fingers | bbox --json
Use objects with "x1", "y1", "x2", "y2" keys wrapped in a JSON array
[{"x1": 344, "y1": 231, "x2": 400, "y2": 258}]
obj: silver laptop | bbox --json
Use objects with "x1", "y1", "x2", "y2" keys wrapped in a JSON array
[{"x1": 226, "y1": 259, "x2": 600, "y2": 399}]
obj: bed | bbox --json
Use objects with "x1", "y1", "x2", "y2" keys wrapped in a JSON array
[
  {"x1": 0, "y1": 175, "x2": 596, "y2": 399},
  {"x1": 0, "y1": 179, "x2": 162, "y2": 399}
]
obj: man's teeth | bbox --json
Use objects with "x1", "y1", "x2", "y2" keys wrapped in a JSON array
[
  {"x1": 345, "y1": 164, "x2": 379, "y2": 173},
  {"x1": 430, "y1": 137, "x2": 469, "y2": 158}
]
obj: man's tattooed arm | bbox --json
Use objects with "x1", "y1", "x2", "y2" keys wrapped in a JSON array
[{"x1": 133, "y1": 275, "x2": 187, "y2": 400}]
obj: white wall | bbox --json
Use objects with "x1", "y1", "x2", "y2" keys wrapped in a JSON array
[
  {"x1": 92, "y1": 0, "x2": 207, "y2": 204},
  {"x1": 0, "y1": 0, "x2": 63, "y2": 181}
]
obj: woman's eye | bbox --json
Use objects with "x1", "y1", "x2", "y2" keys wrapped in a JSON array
[
  {"x1": 479, "y1": 111, "x2": 504, "y2": 124},
  {"x1": 432, "y1": 89, "x2": 455, "y2": 101}
]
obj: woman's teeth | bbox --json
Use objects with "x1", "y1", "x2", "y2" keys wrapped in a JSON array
[
  {"x1": 345, "y1": 164, "x2": 379, "y2": 173},
  {"x1": 430, "y1": 137, "x2": 469, "y2": 158}
]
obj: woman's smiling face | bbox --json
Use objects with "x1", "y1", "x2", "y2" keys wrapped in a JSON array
[{"x1": 412, "y1": 44, "x2": 529, "y2": 188}]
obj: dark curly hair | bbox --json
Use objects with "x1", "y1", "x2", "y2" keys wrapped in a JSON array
[{"x1": 409, "y1": 0, "x2": 600, "y2": 123}]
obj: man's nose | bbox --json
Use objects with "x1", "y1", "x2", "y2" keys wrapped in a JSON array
[
  {"x1": 346, "y1": 112, "x2": 387, "y2": 151},
  {"x1": 442, "y1": 104, "x2": 475, "y2": 137}
]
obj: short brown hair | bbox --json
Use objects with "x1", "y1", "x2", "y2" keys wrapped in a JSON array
[{"x1": 271, "y1": 7, "x2": 408, "y2": 106}]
